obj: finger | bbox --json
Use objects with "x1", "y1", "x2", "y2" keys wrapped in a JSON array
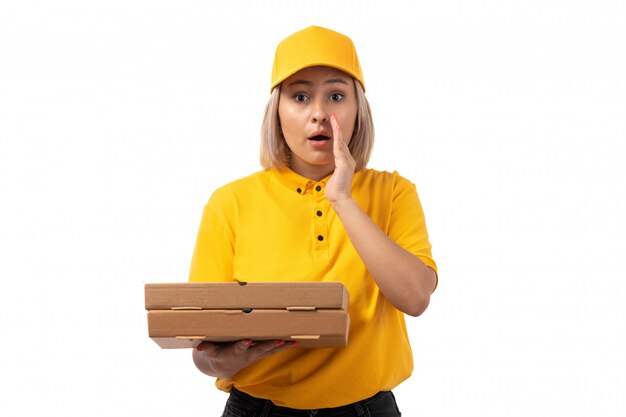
[
  {"x1": 266, "y1": 341, "x2": 298, "y2": 355},
  {"x1": 250, "y1": 339, "x2": 285, "y2": 352},
  {"x1": 196, "y1": 341, "x2": 219, "y2": 354},
  {"x1": 331, "y1": 113, "x2": 353, "y2": 160},
  {"x1": 234, "y1": 339, "x2": 253, "y2": 352},
  {"x1": 244, "y1": 340, "x2": 292, "y2": 358},
  {"x1": 331, "y1": 113, "x2": 343, "y2": 148}
]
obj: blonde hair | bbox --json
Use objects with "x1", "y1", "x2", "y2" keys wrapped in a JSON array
[{"x1": 260, "y1": 80, "x2": 374, "y2": 171}]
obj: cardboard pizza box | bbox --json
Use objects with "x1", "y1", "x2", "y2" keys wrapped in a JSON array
[{"x1": 145, "y1": 282, "x2": 350, "y2": 349}]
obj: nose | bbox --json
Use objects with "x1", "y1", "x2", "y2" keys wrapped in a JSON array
[{"x1": 311, "y1": 97, "x2": 328, "y2": 123}]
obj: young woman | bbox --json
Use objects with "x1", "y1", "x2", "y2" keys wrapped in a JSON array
[{"x1": 190, "y1": 26, "x2": 437, "y2": 416}]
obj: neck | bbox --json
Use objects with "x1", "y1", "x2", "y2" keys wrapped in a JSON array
[{"x1": 288, "y1": 162, "x2": 334, "y2": 182}]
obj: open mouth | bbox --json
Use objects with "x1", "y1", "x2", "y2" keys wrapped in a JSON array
[{"x1": 309, "y1": 135, "x2": 330, "y2": 141}]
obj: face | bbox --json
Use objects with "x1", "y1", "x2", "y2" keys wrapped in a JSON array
[{"x1": 278, "y1": 66, "x2": 358, "y2": 180}]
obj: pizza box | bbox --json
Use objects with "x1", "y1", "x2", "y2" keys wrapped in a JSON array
[{"x1": 145, "y1": 282, "x2": 350, "y2": 349}]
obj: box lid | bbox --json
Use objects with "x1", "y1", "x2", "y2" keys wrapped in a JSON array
[{"x1": 145, "y1": 282, "x2": 349, "y2": 310}]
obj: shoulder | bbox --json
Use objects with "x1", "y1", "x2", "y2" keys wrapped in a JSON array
[
  {"x1": 205, "y1": 170, "x2": 271, "y2": 208},
  {"x1": 353, "y1": 168, "x2": 415, "y2": 193},
  {"x1": 210, "y1": 170, "x2": 270, "y2": 198}
]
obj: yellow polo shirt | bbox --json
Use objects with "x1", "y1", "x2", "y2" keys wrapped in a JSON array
[{"x1": 189, "y1": 167, "x2": 437, "y2": 409}]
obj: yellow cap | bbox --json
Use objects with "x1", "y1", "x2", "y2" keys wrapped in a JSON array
[{"x1": 270, "y1": 26, "x2": 365, "y2": 93}]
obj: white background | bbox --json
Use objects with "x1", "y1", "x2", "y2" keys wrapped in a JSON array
[{"x1": 1, "y1": 1, "x2": 625, "y2": 416}]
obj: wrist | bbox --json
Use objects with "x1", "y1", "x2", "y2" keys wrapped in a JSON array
[{"x1": 330, "y1": 197, "x2": 358, "y2": 216}]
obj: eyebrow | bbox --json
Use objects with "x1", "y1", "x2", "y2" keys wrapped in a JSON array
[{"x1": 287, "y1": 78, "x2": 350, "y2": 87}]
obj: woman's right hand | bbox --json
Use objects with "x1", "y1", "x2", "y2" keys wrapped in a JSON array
[{"x1": 192, "y1": 339, "x2": 296, "y2": 378}]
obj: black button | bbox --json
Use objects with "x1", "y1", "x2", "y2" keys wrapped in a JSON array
[
  {"x1": 316, "y1": 210, "x2": 322, "y2": 217},
  {"x1": 315, "y1": 185, "x2": 322, "y2": 192},
  {"x1": 297, "y1": 188, "x2": 302, "y2": 193},
  {"x1": 317, "y1": 235, "x2": 324, "y2": 241}
]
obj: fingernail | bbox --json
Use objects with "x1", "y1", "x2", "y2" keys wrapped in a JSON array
[
  {"x1": 290, "y1": 341, "x2": 299, "y2": 347},
  {"x1": 275, "y1": 340, "x2": 285, "y2": 347},
  {"x1": 244, "y1": 339, "x2": 252, "y2": 346}
]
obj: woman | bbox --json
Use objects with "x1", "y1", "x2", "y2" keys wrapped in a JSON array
[{"x1": 190, "y1": 25, "x2": 437, "y2": 416}]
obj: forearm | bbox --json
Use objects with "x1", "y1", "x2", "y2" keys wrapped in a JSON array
[{"x1": 332, "y1": 198, "x2": 436, "y2": 316}]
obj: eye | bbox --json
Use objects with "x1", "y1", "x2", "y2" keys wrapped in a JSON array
[
  {"x1": 294, "y1": 94, "x2": 308, "y2": 102},
  {"x1": 329, "y1": 93, "x2": 344, "y2": 102}
]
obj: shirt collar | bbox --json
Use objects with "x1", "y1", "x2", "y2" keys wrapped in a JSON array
[{"x1": 268, "y1": 167, "x2": 332, "y2": 195}]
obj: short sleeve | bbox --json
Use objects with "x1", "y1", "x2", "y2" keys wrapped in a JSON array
[
  {"x1": 188, "y1": 195, "x2": 235, "y2": 283},
  {"x1": 387, "y1": 172, "x2": 438, "y2": 287}
]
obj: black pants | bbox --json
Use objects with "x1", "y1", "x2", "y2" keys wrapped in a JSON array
[{"x1": 221, "y1": 387, "x2": 402, "y2": 417}]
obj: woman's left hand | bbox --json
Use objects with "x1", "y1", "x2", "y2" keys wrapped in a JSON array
[{"x1": 325, "y1": 113, "x2": 356, "y2": 204}]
